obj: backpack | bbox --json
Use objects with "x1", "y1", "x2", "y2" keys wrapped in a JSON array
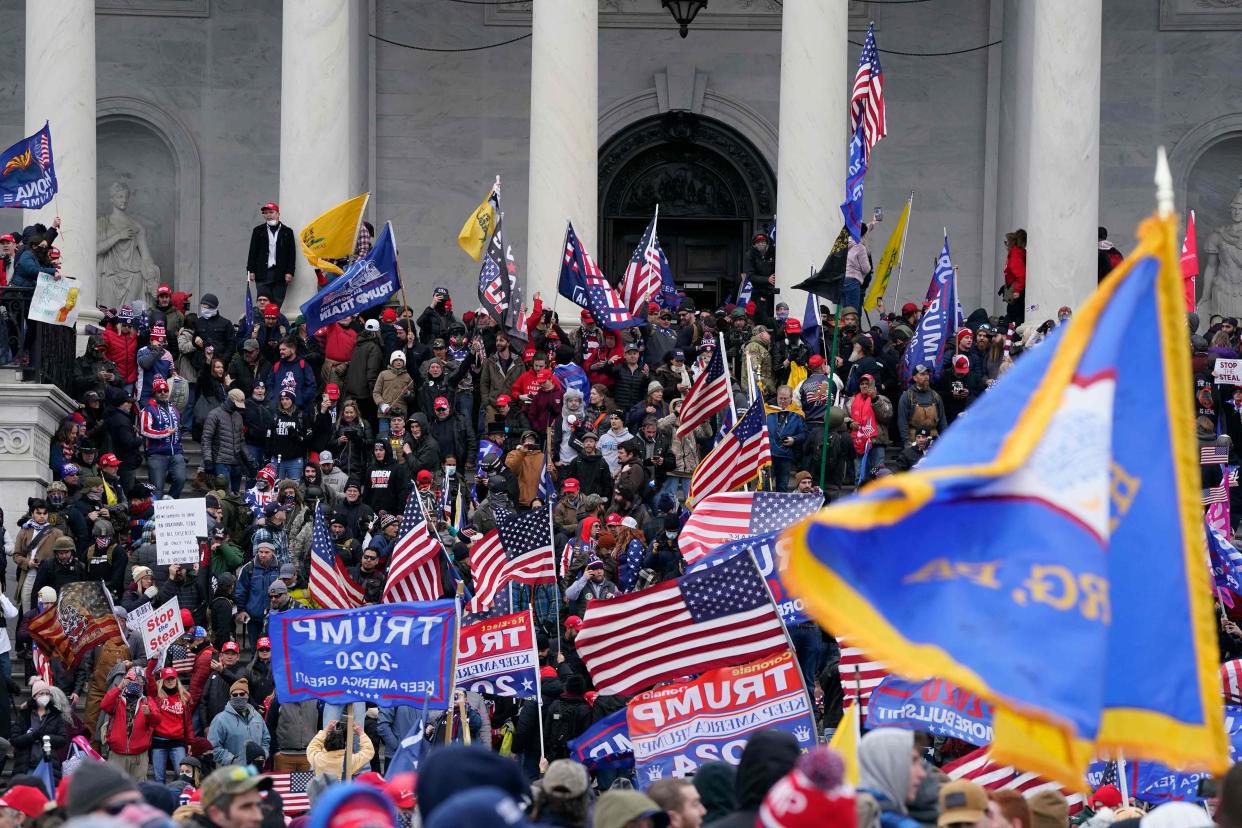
[{"x1": 544, "y1": 699, "x2": 590, "y2": 761}]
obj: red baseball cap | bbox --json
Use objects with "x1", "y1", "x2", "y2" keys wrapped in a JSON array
[
  {"x1": 0, "y1": 234, "x2": 13, "y2": 243},
  {"x1": 160, "y1": 667, "x2": 178, "y2": 680},
  {"x1": 785, "y1": 319, "x2": 802, "y2": 334},
  {"x1": 535, "y1": 369, "x2": 553, "y2": 382},
  {"x1": 562, "y1": 478, "x2": 580, "y2": 492},
  {"x1": 902, "y1": 302, "x2": 918, "y2": 314},
  {"x1": 808, "y1": 354, "x2": 825, "y2": 369},
  {"x1": 417, "y1": 470, "x2": 433, "y2": 484},
  {"x1": 261, "y1": 202, "x2": 279, "y2": 212},
  {"x1": 257, "y1": 636, "x2": 271, "y2": 649},
  {"x1": 496, "y1": 394, "x2": 511, "y2": 406},
  {"x1": 540, "y1": 666, "x2": 558, "y2": 679},
  {"x1": 325, "y1": 383, "x2": 340, "y2": 400},
  {"x1": 98, "y1": 453, "x2": 121, "y2": 467},
  {"x1": 0, "y1": 785, "x2": 49, "y2": 819},
  {"x1": 647, "y1": 301, "x2": 660, "y2": 316},
  {"x1": 381, "y1": 308, "x2": 397, "y2": 323},
  {"x1": 564, "y1": 615, "x2": 584, "y2": 630},
  {"x1": 523, "y1": 346, "x2": 537, "y2": 361},
  {"x1": 952, "y1": 354, "x2": 970, "y2": 375},
  {"x1": 385, "y1": 772, "x2": 417, "y2": 810},
  {"x1": 222, "y1": 641, "x2": 240, "y2": 653},
  {"x1": 433, "y1": 396, "x2": 449, "y2": 410},
  {"x1": 605, "y1": 512, "x2": 622, "y2": 526},
  {"x1": 580, "y1": 309, "x2": 594, "y2": 323},
  {"x1": 263, "y1": 303, "x2": 280, "y2": 318},
  {"x1": 156, "y1": 284, "x2": 172, "y2": 295}
]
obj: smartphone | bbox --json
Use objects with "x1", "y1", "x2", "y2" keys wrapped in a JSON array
[
  {"x1": 1199, "y1": 776, "x2": 1218, "y2": 799},
  {"x1": 873, "y1": 207, "x2": 883, "y2": 222}
]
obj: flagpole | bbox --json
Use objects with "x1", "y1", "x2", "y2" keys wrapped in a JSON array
[
  {"x1": 853, "y1": 664, "x2": 863, "y2": 742},
  {"x1": 386, "y1": 221, "x2": 415, "y2": 340},
  {"x1": 343, "y1": 704, "x2": 354, "y2": 779},
  {"x1": 1117, "y1": 754, "x2": 1130, "y2": 806},
  {"x1": 532, "y1": 606, "x2": 547, "y2": 763},
  {"x1": 891, "y1": 191, "x2": 914, "y2": 309},
  {"x1": 749, "y1": 548, "x2": 820, "y2": 743},
  {"x1": 818, "y1": 301, "x2": 844, "y2": 491},
  {"x1": 446, "y1": 590, "x2": 463, "y2": 744}
]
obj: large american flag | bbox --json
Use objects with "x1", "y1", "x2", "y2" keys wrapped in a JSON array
[
  {"x1": 265, "y1": 771, "x2": 312, "y2": 814},
  {"x1": 559, "y1": 222, "x2": 639, "y2": 330},
  {"x1": 944, "y1": 748, "x2": 1084, "y2": 815},
  {"x1": 384, "y1": 491, "x2": 445, "y2": 604},
  {"x1": 576, "y1": 548, "x2": 786, "y2": 696},
  {"x1": 678, "y1": 490, "x2": 823, "y2": 564},
  {"x1": 839, "y1": 644, "x2": 890, "y2": 708},
  {"x1": 1224, "y1": 659, "x2": 1242, "y2": 703},
  {"x1": 851, "y1": 22, "x2": 887, "y2": 159},
  {"x1": 308, "y1": 505, "x2": 364, "y2": 609},
  {"x1": 620, "y1": 210, "x2": 664, "y2": 316},
  {"x1": 467, "y1": 504, "x2": 557, "y2": 613},
  {"x1": 688, "y1": 397, "x2": 772, "y2": 505},
  {"x1": 675, "y1": 343, "x2": 730, "y2": 439}
]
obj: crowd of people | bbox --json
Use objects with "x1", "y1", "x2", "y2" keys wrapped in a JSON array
[{"x1": 1, "y1": 204, "x2": 1241, "y2": 828}]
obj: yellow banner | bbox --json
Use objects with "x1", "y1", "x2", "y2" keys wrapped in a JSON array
[
  {"x1": 300, "y1": 193, "x2": 370, "y2": 276},
  {"x1": 862, "y1": 194, "x2": 912, "y2": 312},
  {"x1": 458, "y1": 189, "x2": 498, "y2": 262}
]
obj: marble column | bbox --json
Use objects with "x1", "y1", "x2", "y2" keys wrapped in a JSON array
[
  {"x1": 1023, "y1": 0, "x2": 1101, "y2": 317},
  {"x1": 279, "y1": 0, "x2": 369, "y2": 315},
  {"x1": 24, "y1": 0, "x2": 100, "y2": 332},
  {"x1": 0, "y1": 385, "x2": 74, "y2": 542},
  {"x1": 526, "y1": 0, "x2": 598, "y2": 310},
  {"x1": 775, "y1": 0, "x2": 848, "y2": 302}
]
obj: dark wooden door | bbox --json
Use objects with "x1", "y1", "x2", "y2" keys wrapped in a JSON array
[{"x1": 607, "y1": 218, "x2": 743, "y2": 309}]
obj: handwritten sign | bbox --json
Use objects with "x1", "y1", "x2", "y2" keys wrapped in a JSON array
[
  {"x1": 155, "y1": 498, "x2": 207, "y2": 565},
  {"x1": 142, "y1": 597, "x2": 185, "y2": 658},
  {"x1": 126, "y1": 602, "x2": 153, "y2": 634},
  {"x1": 27, "y1": 273, "x2": 79, "y2": 327}
]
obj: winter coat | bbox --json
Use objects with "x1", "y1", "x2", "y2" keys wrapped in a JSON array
[
  {"x1": 11, "y1": 703, "x2": 68, "y2": 774},
  {"x1": 744, "y1": 335, "x2": 775, "y2": 396},
  {"x1": 766, "y1": 408, "x2": 806, "y2": 461},
  {"x1": 306, "y1": 728, "x2": 375, "y2": 779},
  {"x1": 266, "y1": 405, "x2": 308, "y2": 462},
  {"x1": 416, "y1": 305, "x2": 458, "y2": 345},
  {"x1": 506, "y1": 447, "x2": 546, "y2": 507},
  {"x1": 135, "y1": 344, "x2": 174, "y2": 401},
  {"x1": 428, "y1": 411, "x2": 471, "y2": 467},
  {"x1": 201, "y1": 400, "x2": 247, "y2": 466},
  {"x1": 207, "y1": 703, "x2": 271, "y2": 767},
  {"x1": 479, "y1": 352, "x2": 524, "y2": 415},
  {"x1": 343, "y1": 331, "x2": 384, "y2": 404},
  {"x1": 100, "y1": 684, "x2": 163, "y2": 755},
  {"x1": 403, "y1": 413, "x2": 441, "y2": 476},
  {"x1": 269, "y1": 698, "x2": 319, "y2": 753},
  {"x1": 657, "y1": 412, "x2": 709, "y2": 476},
  {"x1": 102, "y1": 327, "x2": 139, "y2": 385},
  {"x1": 332, "y1": 417, "x2": 373, "y2": 481},
  {"x1": 11, "y1": 248, "x2": 54, "y2": 288},
  {"x1": 268, "y1": 356, "x2": 317, "y2": 411},
  {"x1": 235, "y1": 558, "x2": 281, "y2": 619},
  {"x1": 611, "y1": 364, "x2": 649, "y2": 414},
  {"x1": 564, "y1": 451, "x2": 614, "y2": 500},
  {"x1": 364, "y1": 444, "x2": 408, "y2": 517},
  {"x1": 372, "y1": 367, "x2": 414, "y2": 413}
]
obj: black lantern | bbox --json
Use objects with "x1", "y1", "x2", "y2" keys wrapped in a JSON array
[{"x1": 662, "y1": 0, "x2": 708, "y2": 38}]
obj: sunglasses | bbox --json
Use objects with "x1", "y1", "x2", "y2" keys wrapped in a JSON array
[{"x1": 231, "y1": 692, "x2": 248, "y2": 699}]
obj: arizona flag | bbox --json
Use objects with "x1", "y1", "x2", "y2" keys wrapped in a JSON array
[
  {"x1": 0, "y1": 122, "x2": 56, "y2": 209},
  {"x1": 299, "y1": 192, "x2": 370, "y2": 275},
  {"x1": 782, "y1": 210, "x2": 1228, "y2": 786}
]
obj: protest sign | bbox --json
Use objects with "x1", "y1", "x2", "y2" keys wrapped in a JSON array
[
  {"x1": 568, "y1": 708, "x2": 633, "y2": 771},
  {"x1": 269, "y1": 601, "x2": 457, "y2": 708},
  {"x1": 1216, "y1": 358, "x2": 1242, "y2": 385},
  {"x1": 628, "y1": 650, "x2": 816, "y2": 788},
  {"x1": 125, "y1": 602, "x2": 153, "y2": 635},
  {"x1": 27, "y1": 273, "x2": 79, "y2": 326},
  {"x1": 865, "y1": 675, "x2": 994, "y2": 746},
  {"x1": 455, "y1": 610, "x2": 538, "y2": 698},
  {"x1": 140, "y1": 597, "x2": 184, "y2": 658},
  {"x1": 686, "y1": 532, "x2": 808, "y2": 626},
  {"x1": 154, "y1": 498, "x2": 207, "y2": 565}
]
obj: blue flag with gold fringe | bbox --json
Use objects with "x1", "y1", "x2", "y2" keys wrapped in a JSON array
[{"x1": 782, "y1": 213, "x2": 1227, "y2": 786}]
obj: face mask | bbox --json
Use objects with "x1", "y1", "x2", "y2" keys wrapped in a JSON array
[
  {"x1": 48, "y1": 493, "x2": 64, "y2": 507},
  {"x1": 266, "y1": 219, "x2": 279, "y2": 227},
  {"x1": 199, "y1": 306, "x2": 217, "y2": 318},
  {"x1": 229, "y1": 697, "x2": 249, "y2": 713},
  {"x1": 35, "y1": 694, "x2": 50, "y2": 707},
  {"x1": 95, "y1": 537, "x2": 109, "y2": 549},
  {"x1": 124, "y1": 682, "x2": 142, "y2": 698},
  {"x1": 257, "y1": 480, "x2": 269, "y2": 491},
  {"x1": 776, "y1": 309, "x2": 789, "y2": 321},
  {"x1": 665, "y1": 531, "x2": 677, "y2": 540}
]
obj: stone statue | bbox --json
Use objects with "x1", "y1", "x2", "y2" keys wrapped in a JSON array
[
  {"x1": 1201, "y1": 178, "x2": 1242, "y2": 321},
  {"x1": 96, "y1": 181, "x2": 161, "y2": 309}
]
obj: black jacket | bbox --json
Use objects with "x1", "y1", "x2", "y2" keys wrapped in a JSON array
[{"x1": 246, "y1": 223, "x2": 296, "y2": 278}]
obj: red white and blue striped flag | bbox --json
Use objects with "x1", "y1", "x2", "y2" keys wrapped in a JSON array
[
  {"x1": 621, "y1": 208, "x2": 664, "y2": 316},
  {"x1": 467, "y1": 504, "x2": 557, "y2": 613},
  {"x1": 384, "y1": 491, "x2": 445, "y2": 604},
  {"x1": 676, "y1": 343, "x2": 730, "y2": 438},
  {"x1": 688, "y1": 397, "x2": 772, "y2": 505},
  {"x1": 266, "y1": 771, "x2": 313, "y2": 814},
  {"x1": 558, "y1": 221, "x2": 640, "y2": 330},
  {"x1": 678, "y1": 490, "x2": 823, "y2": 565},
  {"x1": 850, "y1": 22, "x2": 887, "y2": 159},
  {"x1": 308, "y1": 505, "x2": 364, "y2": 609}
]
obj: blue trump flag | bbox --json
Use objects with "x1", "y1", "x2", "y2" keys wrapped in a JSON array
[
  {"x1": 866, "y1": 675, "x2": 994, "y2": 746},
  {"x1": 558, "y1": 221, "x2": 640, "y2": 329},
  {"x1": 268, "y1": 600, "x2": 457, "y2": 708},
  {"x1": 802, "y1": 291, "x2": 821, "y2": 356},
  {"x1": 841, "y1": 120, "x2": 868, "y2": 242},
  {"x1": 301, "y1": 221, "x2": 400, "y2": 334},
  {"x1": 0, "y1": 123, "x2": 57, "y2": 209},
  {"x1": 657, "y1": 244, "x2": 679, "y2": 308},
  {"x1": 568, "y1": 708, "x2": 634, "y2": 771},
  {"x1": 554, "y1": 362, "x2": 589, "y2": 398},
  {"x1": 899, "y1": 235, "x2": 956, "y2": 381},
  {"x1": 783, "y1": 213, "x2": 1228, "y2": 786}
]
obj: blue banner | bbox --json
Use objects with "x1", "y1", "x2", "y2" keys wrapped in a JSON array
[
  {"x1": 268, "y1": 600, "x2": 457, "y2": 708},
  {"x1": 0, "y1": 123, "x2": 57, "y2": 209},
  {"x1": 554, "y1": 362, "x2": 589, "y2": 398},
  {"x1": 900, "y1": 234, "x2": 956, "y2": 381},
  {"x1": 657, "y1": 244, "x2": 679, "y2": 308},
  {"x1": 301, "y1": 221, "x2": 400, "y2": 334},
  {"x1": 686, "y1": 530, "x2": 809, "y2": 626},
  {"x1": 865, "y1": 676, "x2": 994, "y2": 746},
  {"x1": 568, "y1": 708, "x2": 634, "y2": 771},
  {"x1": 840, "y1": 120, "x2": 868, "y2": 242}
]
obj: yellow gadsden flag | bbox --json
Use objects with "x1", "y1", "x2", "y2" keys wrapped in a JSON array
[
  {"x1": 458, "y1": 186, "x2": 499, "y2": 262},
  {"x1": 862, "y1": 193, "x2": 912, "y2": 312},
  {"x1": 300, "y1": 193, "x2": 370, "y2": 275}
]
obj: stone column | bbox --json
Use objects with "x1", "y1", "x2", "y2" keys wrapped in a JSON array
[
  {"x1": 0, "y1": 385, "x2": 74, "y2": 542},
  {"x1": 775, "y1": 0, "x2": 848, "y2": 301},
  {"x1": 279, "y1": 0, "x2": 369, "y2": 315},
  {"x1": 1023, "y1": 0, "x2": 1101, "y2": 317},
  {"x1": 24, "y1": 0, "x2": 100, "y2": 331},
  {"x1": 526, "y1": 0, "x2": 598, "y2": 309}
]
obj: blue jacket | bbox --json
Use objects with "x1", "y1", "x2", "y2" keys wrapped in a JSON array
[
  {"x1": 10, "y1": 249, "x2": 53, "y2": 288},
  {"x1": 268, "y1": 356, "x2": 317, "y2": 411},
  {"x1": 377, "y1": 704, "x2": 422, "y2": 754},
  {"x1": 766, "y1": 409, "x2": 806, "y2": 460},
  {"x1": 235, "y1": 558, "x2": 280, "y2": 618},
  {"x1": 136, "y1": 345, "x2": 174, "y2": 402},
  {"x1": 207, "y1": 703, "x2": 271, "y2": 767}
]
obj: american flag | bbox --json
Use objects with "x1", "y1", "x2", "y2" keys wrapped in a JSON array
[
  {"x1": 576, "y1": 548, "x2": 786, "y2": 696},
  {"x1": 851, "y1": 22, "x2": 887, "y2": 159},
  {"x1": 384, "y1": 491, "x2": 445, "y2": 604},
  {"x1": 266, "y1": 771, "x2": 313, "y2": 814},
  {"x1": 678, "y1": 490, "x2": 823, "y2": 564},
  {"x1": 308, "y1": 505, "x2": 364, "y2": 609},
  {"x1": 688, "y1": 397, "x2": 772, "y2": 505},
  {"x1": 621, "y1": 210, "x2": 664, "y2": 316},
  {"x1": 31, "y1": 647, "x2": 52, "y2": 684},
  {"x1": 165, "y1": 642, "x2": 197, "y2": 676},
  {"x1": 1203, "y1": 466, "x2": 1239, "y2": 505},
  {"x1": 839, "y1": 644, "x2": 890, "y2": 708},
  {"x1": 676, "y1": 344, "x2": 731, "y2": 438},
  {"x1": 558, "y1": 222, "x2": 639, "y2": 330},
  {"x1": 1223, "y1": 659, "x2": 1242, "y2": 703},
  {"x1": 467, "y1": 504, "x2": 557, "y2": 613},
  {"x1": 944, "y1": 748, "x2": 1084, "y2": 815},
  {"x1": 1203, "y1": 444, "x2": 1230, "y2": 465}
]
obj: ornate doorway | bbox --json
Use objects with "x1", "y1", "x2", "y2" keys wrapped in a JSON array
[{"x1": 599, "y1": 113, "x2": 776, "y2": 309}]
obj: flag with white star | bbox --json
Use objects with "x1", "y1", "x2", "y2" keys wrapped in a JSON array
[{"x1": 454, "y1": 609, "x2": 539, "y2": 699}]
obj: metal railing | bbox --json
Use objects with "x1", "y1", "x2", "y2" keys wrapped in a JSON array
[{"x1": 0, "y1": 287, "x2": 77, "y2": 388}]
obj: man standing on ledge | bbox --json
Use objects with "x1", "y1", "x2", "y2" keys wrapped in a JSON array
[{"x1": 246, "y1": 202, "x2": 295, "y2": 308}]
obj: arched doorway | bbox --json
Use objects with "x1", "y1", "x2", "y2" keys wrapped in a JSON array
[{"x1": 599, "y1": 112, "x2": 776, "y2": 310}]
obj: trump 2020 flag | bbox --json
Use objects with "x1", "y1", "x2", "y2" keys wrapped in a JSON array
[
  {"x1": 840, "y1": 120, "x2": 868, "y2": 242},
  {"x1": 899, "y1": 234, "x2": 956, "y2": 381},
  {"x1": 783, "y1": 212, "x2": 1229, "y2": 785},
  {"x1": 0, "y1": 123, "x2": 56, "y2": 209},
  {"x1": 301, "y1": 221, "x2": 400, "y2": 334}
]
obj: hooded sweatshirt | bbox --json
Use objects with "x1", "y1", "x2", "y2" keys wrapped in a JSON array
[
  {"x1": 857, "y1": 728, "x2": 922, "y2": 828},
  {"x1": 704, "y1": 729, "x2": 801, "y2": 828},
  {"x1": 365, "y1": 441, "x2": 408, "y2": 516}
]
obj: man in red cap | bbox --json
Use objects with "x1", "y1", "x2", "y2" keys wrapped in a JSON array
[
  {"x1": 745, "y1": 231, "x2": 776, "y2": 323},
  {"x1": 149, "y1": 283, "x2": 186, "y2": 349},
  {"x1": 0, "y1": 233, "x2": 14, "y2": 287},
  {"x1": 246, "y1": 202, "x2": 295, "y2": 307}
]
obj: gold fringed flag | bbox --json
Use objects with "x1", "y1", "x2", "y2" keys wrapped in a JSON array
[
  {"x1": 458, "y1": 184, "x2": 499, "y2": 262},
  {"x1": 299, "y1": 192, "x2": 370, "y2": 275},
  {"x1": 783, "y1": 209, "x2": 1228, "y2": 787},
  {"x1": 863, "y1": 192, "x2": 911, "y2": 312}
]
